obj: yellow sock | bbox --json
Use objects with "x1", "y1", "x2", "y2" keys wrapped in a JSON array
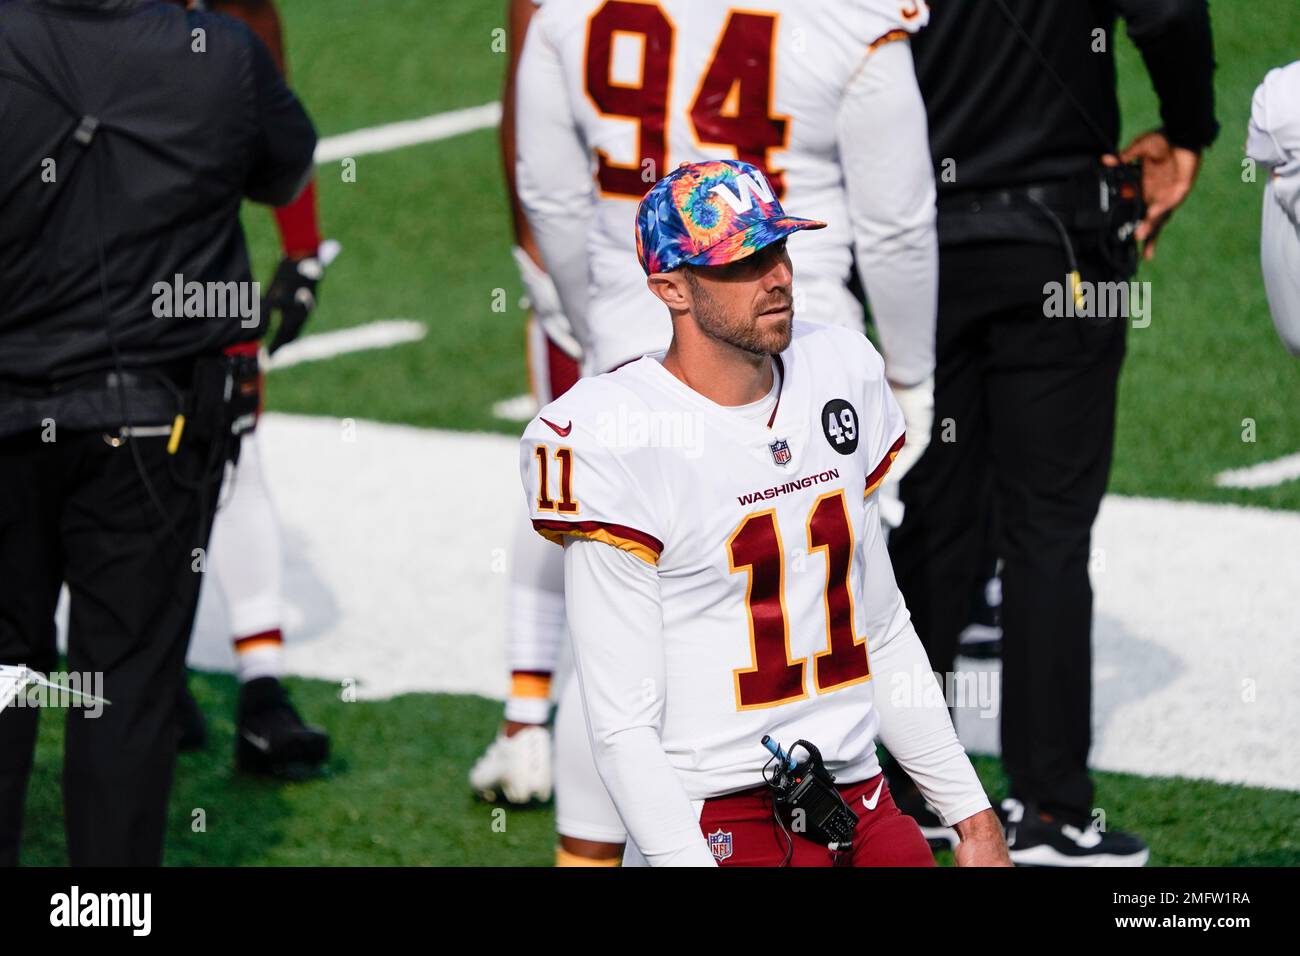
[{"x1": 555, "y1": 848, "x2": 620, "y2": 867}]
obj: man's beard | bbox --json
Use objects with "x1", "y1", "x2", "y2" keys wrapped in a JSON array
[{"x1": 692, "y1": 283, "x2": 793, "y2": 356}]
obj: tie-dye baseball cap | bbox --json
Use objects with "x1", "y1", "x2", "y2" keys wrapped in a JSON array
[{"x1": 635, "y1": 160, "x2": 826, "y2": 275}]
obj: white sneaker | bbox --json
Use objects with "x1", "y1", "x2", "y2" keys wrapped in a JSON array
[{"x1": 469, "y1": 726, "x2": 553, "y2": 804}]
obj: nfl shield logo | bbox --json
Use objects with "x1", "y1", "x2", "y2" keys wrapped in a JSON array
[
  {"x1": 707, "y1": 829, "x2": 733, "y2": 862},
  {"x1": 769, "y1": 438, "x2": 792, "y2": 466}
]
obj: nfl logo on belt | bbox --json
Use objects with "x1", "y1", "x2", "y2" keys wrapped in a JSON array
[
  {"x1": 769, "y1": 439, "x2": 791, "y2": 466},
  {"x1": 707, "y1": 829, "x2": 733, "y2": 862}
]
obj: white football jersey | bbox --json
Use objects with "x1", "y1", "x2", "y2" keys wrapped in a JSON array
[
  {"x1": 521, "y1": 0, "x2": 932, "y2": 373},
  {"x1": 520, "y1": 322, "x2": 907, "y2": 799}
]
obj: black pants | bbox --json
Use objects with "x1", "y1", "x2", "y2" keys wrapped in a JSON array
[
  {"x1": 889, "y1": 240, "x2": 1127, "y2": 820},
  {"x1": 0, "y1": 424, "x2": 223, "y2": 865}
]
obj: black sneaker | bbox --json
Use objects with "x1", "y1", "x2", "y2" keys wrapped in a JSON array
[
  {"x1": 1001, "y1": 798, "x2": 1149, "y2": 867},
  {"x1": 888, "y1": 772, "x2": 958, "y2": 851},
  {"x1": 236, "y1": 677, "x2": 330, "y2": 780},
  {"x1": 176, "y1": 682, "x2": 208, "y2": 752}
]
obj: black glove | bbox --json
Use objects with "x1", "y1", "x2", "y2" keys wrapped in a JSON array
[{"x1": 265, "y1": 253, "x2": 325, "y2": 354}]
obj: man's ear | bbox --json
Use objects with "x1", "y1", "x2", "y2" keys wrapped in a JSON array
[{"x1": 646, "y1": 272, "x2": 691, "y2": 313}]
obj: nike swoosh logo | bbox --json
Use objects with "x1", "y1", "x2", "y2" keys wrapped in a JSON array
[
  {"x1": 541, "y1": 417, "x2": 572, "y2": 437},
  {"x1": 241, "y1": 730, "x2": 271, "y2": 753},
  {"x1": 861, "y1": 779, "x2": 885, "y2": 811}
]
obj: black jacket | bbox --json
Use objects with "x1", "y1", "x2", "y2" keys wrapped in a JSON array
[
  {"x1": 912, "y1": 0, "x2": 1219, "y2": 195},
  {"x1": 0, "y1": 0, "x2": 316, "y2": 389}
]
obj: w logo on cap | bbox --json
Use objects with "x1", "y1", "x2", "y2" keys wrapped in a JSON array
[
  {"x1": 635, "y1": 159, "x2": 826, "y2": 275},
  {"x1": 709, "y1": 171, "x2": 775, "y2": 214}
]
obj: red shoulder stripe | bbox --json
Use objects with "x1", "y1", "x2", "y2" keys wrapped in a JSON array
[{"x1": 864, "y1": 432, "x2": 906, "y2": 495}]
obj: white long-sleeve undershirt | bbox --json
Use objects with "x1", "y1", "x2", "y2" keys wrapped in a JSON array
[
  {"x1": 837, "y1": 38, "x2": 939, "y2": 389},
  {"x1": 563, "y1": 537, "x2": 717, "y2": 867},
  {"x1": 514, "y1": 14, "x2": 596, "y2": 345}
]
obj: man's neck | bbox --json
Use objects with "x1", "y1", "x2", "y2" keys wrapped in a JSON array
[{"x1": 661, "y1": 323, "x2": 775, "y2": 407}]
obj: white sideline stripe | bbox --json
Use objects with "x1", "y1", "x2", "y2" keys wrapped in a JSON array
[
  {"x1": 1214, "y1": 452, "x2": 1300, "y2": 489},
  {"x1": 315, "y1": 102, "x2": 501, "y2": 164},
  {"x1": 268, "y1": 320, "x2": 426, "y2": 369}
]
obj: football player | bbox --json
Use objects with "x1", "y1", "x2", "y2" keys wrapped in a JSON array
[
  {"x1": 1248, "y1": 60, "x2": 1300, "y2": 356},
  {"x1": 170, "y1": 0, "x2": 331, "y2": 778},
  {"x1": 469, "y1": 0, "x2": 622, "y2": 868},
  {"x1": 521, "y1": 160, "x2": 1008, "y2": 866},
  {"x1": 507, "y1": 0, "x2": 942, "y2": 863}
]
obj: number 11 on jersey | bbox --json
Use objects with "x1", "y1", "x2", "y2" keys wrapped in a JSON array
[
  {"x1": 728, "y1": 490, "x2": 871, "y2": 710},
  {"x1": 535, "y1": 445, "x2": 580, "y2": 514}
]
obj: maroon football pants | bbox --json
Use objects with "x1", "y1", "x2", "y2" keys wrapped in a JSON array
[{"x1": 699, "y1": 772, "x2": 935, "y2": 867}]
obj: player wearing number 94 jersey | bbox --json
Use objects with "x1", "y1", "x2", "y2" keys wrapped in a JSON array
[
  {"x1": 520, "y1": 161, "x2": 1009, "y2": 866},
  {"x1": 518, "y1": 0, "x2": 938, "y2": 397}
]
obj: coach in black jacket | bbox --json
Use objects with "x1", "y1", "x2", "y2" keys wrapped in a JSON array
[
  {"x1": 886, "y1": 0, "x2": 1217, "y2": 866},
  {"x1": 0, "y1": 0, "x2": 315, "y2": 865}
]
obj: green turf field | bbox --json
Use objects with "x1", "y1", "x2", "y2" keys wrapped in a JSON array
[
  {"x1": 18, "y1": 0, "x2": 1300, "y2": 865},
  {"x1": 20, "y1": 670, "x2": 1300, "y2": 866}
]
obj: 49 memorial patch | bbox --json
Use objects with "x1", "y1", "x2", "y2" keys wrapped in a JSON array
[{"x1": 821, "y1": 399, "x2": 859, "y2": 455}]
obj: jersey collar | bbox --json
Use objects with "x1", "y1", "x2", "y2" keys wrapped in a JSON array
[{"x1": 634, "y1": 343, "x2": 811, "y2": 468}]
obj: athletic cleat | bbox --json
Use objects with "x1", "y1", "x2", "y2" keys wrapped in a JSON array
[
  {"x1": 236, "y1": 677, "x2": 330, "y2": 780},
  {"x1": 469, "y1": 725, "x2": 553, "y2": 804},
  {"x1": 1001, "y1": 798, "x2": 1149, "y2": 867},
  {"x1": 176, "y1": 682, "x2": 208, "y2": 753}
]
